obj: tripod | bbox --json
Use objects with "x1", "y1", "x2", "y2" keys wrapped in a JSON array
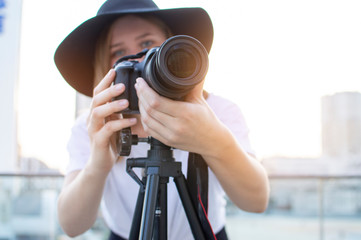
[{"x1": 125, "y1": 136, "x2": 207, "y2": 240}]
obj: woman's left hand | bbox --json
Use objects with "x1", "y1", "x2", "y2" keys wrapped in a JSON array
[{"x1": 135, "y1": 77, "x2": 224, "y2": 158}]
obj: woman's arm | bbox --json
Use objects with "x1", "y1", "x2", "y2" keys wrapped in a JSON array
[
  {"x1": 58, "y1": 167, "x2": 108, "y2": 237},
  {"x1": 200, "y1": 126, "x2": 269, "y2": 212},
  {"x1": 135, "y1": 77, "x2": 269, "y2": 212},
  {"x1": 57, "y1": 69, "x2": 137, "y2": 236}
]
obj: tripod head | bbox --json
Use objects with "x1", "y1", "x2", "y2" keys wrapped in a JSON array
[{"x1": 116, "y1": 127, "x2": 177, "y2": 186}]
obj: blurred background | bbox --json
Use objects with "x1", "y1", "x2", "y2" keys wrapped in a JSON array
[{"x1": 1, "y1": 0, "x2": 360, "y2": 239}]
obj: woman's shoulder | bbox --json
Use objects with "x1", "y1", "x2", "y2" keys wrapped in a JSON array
[{"x1": 206, "y1": 93, "x2": 242, "y2": 116}]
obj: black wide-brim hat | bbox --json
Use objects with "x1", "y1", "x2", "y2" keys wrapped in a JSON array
[{"x1": 54, "y1": 0, "x2": 213, "y2": 97}]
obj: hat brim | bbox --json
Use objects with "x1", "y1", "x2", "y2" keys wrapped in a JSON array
[{"x1": 54, "y1": 8, "x2": 213, "y2": 97}]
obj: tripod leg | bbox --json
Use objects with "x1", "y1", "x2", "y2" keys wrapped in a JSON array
[
  {"x1": 129, "y1": 177, "x2": 146, "y2": 240},
  {"x1": 140, "y1": 172, "x2": 160, "y2": 240},
  {"x1": 174, "y1": 174, "x2": 206, "y2": 240},
  {"x1": 156, "y1": 181, "x2": 167, "y2": 240},
  {"x1": 153, "y1": 180, "x2": 168, "y2": 240}
]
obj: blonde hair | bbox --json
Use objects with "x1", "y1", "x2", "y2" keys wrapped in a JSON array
[{"x1": 93, "y1": 14, "x2": 173, "y2": 88}]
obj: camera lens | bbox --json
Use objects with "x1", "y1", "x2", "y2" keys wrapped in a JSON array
[
  {"x1": 166, "y1": 46, "x2": 197, "y2": 78},
  {"x1": 142, "y1": 35, "x2": 209, "y2": 100}
]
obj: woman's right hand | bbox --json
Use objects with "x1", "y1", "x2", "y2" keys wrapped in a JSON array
[{"x1": 86, "y1": 69, "x2": 137, "y2": 175}]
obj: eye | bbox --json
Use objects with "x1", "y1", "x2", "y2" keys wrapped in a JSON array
[
  {"x1": 140, "y1": 40, "x2": 154, "y2": 49},
  {"x1": 112, "y1": 49, "x2": 126, "y2": 58}
]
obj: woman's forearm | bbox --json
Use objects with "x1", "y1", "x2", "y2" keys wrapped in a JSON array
[
  {"x1": 203, "y1": 127, "x2": 270, "y2": 213},
  {"x1": 57, "y1": 165, "x2": 108, "y2": 237}
]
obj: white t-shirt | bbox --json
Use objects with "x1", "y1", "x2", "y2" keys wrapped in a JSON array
[{"x1": 66, "y1": 93, "x2": 255, "y2": 239}]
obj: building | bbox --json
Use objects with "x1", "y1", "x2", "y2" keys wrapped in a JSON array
[
  {"x1": 264, "y1": 91, "x2": 361, "y2": 176},
  {"x1": 0, "y1": 0, "x2": 22, "y2": 172},
  {"x1": 261, "y1": 92, "x2": 361, "y2": 220},
  {"x1": 322, "y1": 92, "x2": 361, "y2": 159}
]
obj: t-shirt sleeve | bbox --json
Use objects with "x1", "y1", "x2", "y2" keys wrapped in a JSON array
[
  {"x1": 208, "y1": 94, "x2": 256, "y2": 157},
  {"x1": 66, "y1": 112, "x2": 91, "y2": 175}
]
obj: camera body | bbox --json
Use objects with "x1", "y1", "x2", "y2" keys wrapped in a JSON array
[
  {"x1": 113, "y1": 52, "x2": 149, "y2": 114},
  {"x1": 113, "y1": 35, "x2": 209, "y2": 114}
]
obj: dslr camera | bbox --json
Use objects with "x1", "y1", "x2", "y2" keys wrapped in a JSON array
[{"x1": 113, "y1": 35, "x2": 209, "y2": 114}]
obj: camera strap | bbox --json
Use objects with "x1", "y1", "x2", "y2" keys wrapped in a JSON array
[{"x1": 187, "y1": 152, "x2": 217, "y2": 240}]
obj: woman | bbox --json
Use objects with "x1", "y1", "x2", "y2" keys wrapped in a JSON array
[{"x1": 54, "y1": 0, "x2": 270, "y2": 239}]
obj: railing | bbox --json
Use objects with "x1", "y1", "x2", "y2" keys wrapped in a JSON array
[
  {"x1": 270, "y1": 174, "x2": 361, "y2": 240},
  {"x1": 0, "y1": 172, "x2": 107, "y2": 240},
  {"x1": 0, "y1": 172, "x2": 360, "y2": 240},
  {"x1": 226, "y1": 174, "x2": 361, "y2": 240}
]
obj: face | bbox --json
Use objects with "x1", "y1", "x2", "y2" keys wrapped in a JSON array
[{"x1": 109, "y1": 15, "x2": 168, "y2": 66}]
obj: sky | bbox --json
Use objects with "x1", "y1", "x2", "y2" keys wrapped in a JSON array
[{"x1": 16, "y1": 0, "x2": 361, "y2": 172}]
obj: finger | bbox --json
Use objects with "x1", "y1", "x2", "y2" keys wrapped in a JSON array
[
  {"x1": 138, "y1": 98, "x2": 166, "y2": 131},
  {"x1": 135, "y1": 78, "x2": 179, "y2": 133},
  {"x1": 140, "y1": 118, "x2": 184, "y2": 150},
  {"x1": 138, "y1": 92, "x2": 175, "y2": 125},
  {"x1": 88, "y1": 99, "x2": 129, "y2": 132},
  {"x1": 138, "y1": 114, "x2": 171, "y2": 146},
  {"x1": 138, "y1": 100, "x2": 182, "y2": 147},
  {"x1": 95, "y1": 118, "x2": 137, "y2": 145},
  {"x1": 93, "y1": 69, "x2": 116, "y2": 96},
  {"x1": 91, "y1": 83, "x2": 125, "y2": 109},
  {"x1": 135, "y1": 78, "x2": 178, "y2": 116}
]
